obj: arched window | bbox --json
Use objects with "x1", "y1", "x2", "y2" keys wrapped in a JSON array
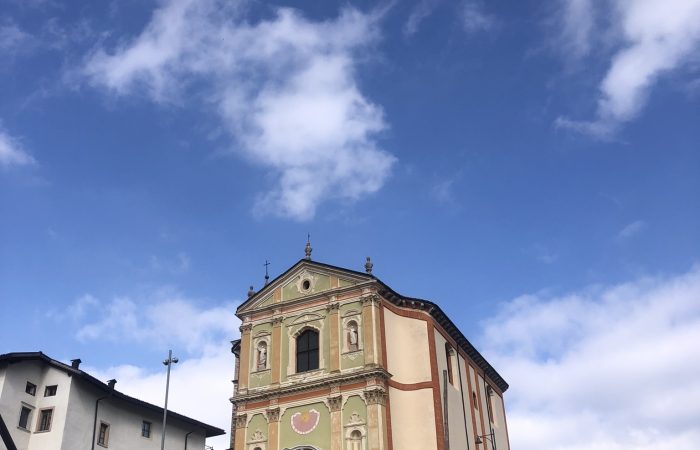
[{"x1": 296, "y1": 329, "x2": 319, "y2": 372}]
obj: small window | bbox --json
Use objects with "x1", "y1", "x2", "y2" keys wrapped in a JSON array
[
  {"x1": 44, "y1": 385, "x2": 58, "y2": 397},
  {"x1": 296, "y1": 329, "x2": 319, "y2": 373},
  {"x1": 472, "y1": 391, "x2": 478, "y2": 410},
  {"x1": 302, "y1": 279, "x2": 311, "y2": 290},
  {"x1": 37, "y1": 409, "x2": 53, "y2": 432},
  {"x1": 25, "y1": 382, "x2": 36, "y2": 396},
  {"x1": 98, "y1": 422, "x2": 110, "y2": 447},
  {"x1": 18, "y1": 406, "x2": 32, "y2": 429},
  {"x1": 142, "y1": 420, "x2": 151, "y2": 438}
]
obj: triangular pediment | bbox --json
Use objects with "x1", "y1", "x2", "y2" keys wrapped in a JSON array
[{"x1": 237, "y1": 260, "x2": 374, "y2": 314}]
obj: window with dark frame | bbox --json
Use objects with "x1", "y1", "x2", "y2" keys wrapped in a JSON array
[
  {"x1": 18, "y1": 406, "x2": 32, "y2": 429},
  {"x1": 142, "y1": 420, "x2": 151, "y2": 438},
  {"x1": 473, "y1": 391, "x2": 478, "y2": 409},
  {"x1": 25, "y1": 382, "x2": 36, "y2": 396},
  {"x1": 296, "y1": 329, "x2": 319, "y2": 373},
  {"x1": 98, "y1": 422, "x2": 110, "y2": 446},
  {"x1": 37, "y1": 409, "x2": 53, "y2": 432},
  {"x1": 44, "y1": 385, "x2": 57, "y2": 397}
]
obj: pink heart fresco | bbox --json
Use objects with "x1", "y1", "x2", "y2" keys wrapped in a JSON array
[{"x1": 291, "y1": 409, "x2": 320, "y2": 435}]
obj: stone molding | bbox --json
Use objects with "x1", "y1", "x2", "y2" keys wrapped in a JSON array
[
  {"x1": 328, "y1": 395, "x2": 343, "y2": 412},
  {"x1": 363, "y1": 387, "x2": 387, "y2": 405},
  {"x1": 235, "y1": 413, "x2": 248, "y2": 428},
  {"x1": 266, "y1": 407, "x2": 281, "y2": 422}
]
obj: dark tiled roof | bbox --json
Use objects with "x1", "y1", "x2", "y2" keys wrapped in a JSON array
[{"x1": 0, "y1": 352, "x2": 224, "y2": 437}]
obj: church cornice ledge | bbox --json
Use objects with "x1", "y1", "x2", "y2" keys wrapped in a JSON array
[
  {"x1": 229, "y1": 367, "x2": 391, "y2": 405},
  {"x1": 238, "y1": 280, "x2": 378, "y2": 319}
]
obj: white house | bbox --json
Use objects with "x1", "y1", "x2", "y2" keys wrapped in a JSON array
[{"x1": 0, "y1": 352, "x2": 223, "y2": 450}]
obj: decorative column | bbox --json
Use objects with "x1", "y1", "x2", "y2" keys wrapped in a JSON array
[
  {"x1": 238, "y1": 323, "x2": 253, "y2": 391},
  {"x1": 364, "y1": 387, "x2": 388, "y2": 450},
  {"x1": 271, "y1": 316, "x2": 284, "y2": 385},
  {"x1": 266, "y1": 406, "x2": 281, "y2": 450},
  {"x1": 328, "y1": 299, "x2": 341, "y2": 373},
  {"x1": 328, "y1": 393, "x2": 343, "y2": 450},
  {"x1": 361, "y1": 294, "x2": 381, "y2": 367},
  {"x1": 234, "y1": 413, "x2": 248, "y2": 450}
]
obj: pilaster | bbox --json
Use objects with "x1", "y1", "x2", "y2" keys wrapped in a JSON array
[
  {"x1": 329, "y1": 394, "x2": 343, "y2": 450},
  {"x1": 271, "y1": 315, "x2": 284, "y2": 385},
  {"x1": 238, "y1": 323, "x2": 253, "y2": 390},
  {"x1": 328, "y1": 299, "x2": 341, "y2": 373}
]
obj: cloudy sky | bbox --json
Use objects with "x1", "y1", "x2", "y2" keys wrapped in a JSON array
[{"x1": 1, "y1": 0, "x2": 699, "y2": 448}]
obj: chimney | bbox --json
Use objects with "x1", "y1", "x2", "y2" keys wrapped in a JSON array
[
  {"x1": 107, "y1": 379, "x2": 117, "y2": 390},
  {"x1": 71, "y1": 358, "x2": 82, "y2": 369}
]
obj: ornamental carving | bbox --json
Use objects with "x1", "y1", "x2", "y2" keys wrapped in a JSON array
[
  {"x1": 272, "y1": 316, "x2": 284, "y2": 325},
  {"x1": 328, "y1": 395, "x2": 343, "y2": 412},
  {"x1": 235, "y1": 414, "x2": 248, "y2": 428},
  {"x1": 360, "y1": 294, "x2": 380, "y2": 306},
  {"x1": 240, "y1": 324, "x2": 253, "y2": 333},
  {"x1": 326, "y1": 302, "x2": 340, "y2": 312},
  {"x1": 248, "y1": 429, "x2": 265, "y2": 443},
  {"x1": 363, "y1": 388, "x2": 387, "y2": 405},
  {"x1": 266, "y1": 407, "x2": 281, "y2": 422}
]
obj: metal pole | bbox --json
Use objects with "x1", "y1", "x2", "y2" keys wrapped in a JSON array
[{"x1": 161, "y1": 350, "x2": 178, "y2": 450}]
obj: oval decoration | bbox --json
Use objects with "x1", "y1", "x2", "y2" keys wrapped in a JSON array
[{"x1": 291, "y1": 409, "x2": 320, "y2": 435}]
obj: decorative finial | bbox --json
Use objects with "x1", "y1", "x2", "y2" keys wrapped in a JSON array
[
  {"x1": 264, "y1": 260, "x2": 270, "y2": 285},
  {"x1": 247, "y1": 285, "x2": 255, "y2": 298},
  {"x1": 365, "y1": 256, "x2": 373, "y2": 274},
  {"x1": 304, "y1": 233, "x2": 312, "y2": 260}
]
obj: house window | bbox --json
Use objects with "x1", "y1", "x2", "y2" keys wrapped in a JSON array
[
  {"x1": 472, "y1": 391, "x2": 478, "y2": 410},
  {"x1": 445, "y1": 344, "x2": 454, "y2": 385},
  {"x1": 37, "y1": 408, "x2": 53, "y2": 432},
  {"x1": 142, "y1": 420, "x2": 151, "y2": 438},
  {"x1": 25, "y1": 382, "x2": 36, "y2": 396},
  {"x1": 44, "y1": 385, "x2": 58, "y2": 397},
  {"x1": 98, "y1": 422, "x2": 110, "y2": 447},
  {"x1": 18, "y1": 406, "x2": 32, "y2": 429},
  {"x1": 296, "y1": 329, "x2": 319, "y2": 373}
]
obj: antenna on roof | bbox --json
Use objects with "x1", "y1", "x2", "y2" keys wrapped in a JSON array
[
  {"x1": 264, "y1": 260, "x2": 270, "y2": 285},
  {"x1": 304, "y1": 234, "x2": 312, "y2": 260}
]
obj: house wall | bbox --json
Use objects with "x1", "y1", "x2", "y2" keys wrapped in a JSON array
[
  {"x1": 0, "y1": 361, "x2": 71, "y2": 449},
  {"x1": 0, "y1": 361, "x2": 209, "y2": 450}
]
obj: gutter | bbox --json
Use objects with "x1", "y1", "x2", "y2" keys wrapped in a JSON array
[{"x1": 91, "y1": 379, "x2": 116, "y2": 450}]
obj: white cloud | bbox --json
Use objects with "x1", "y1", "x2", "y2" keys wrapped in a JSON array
[
  {"x1": 404, "y1": 0, "x2": 442, "y2": 36},
  {"x1": 82, "y1": 0, "x2": 396, "y2": 221},
  {"x1": 0, "y1": 128, "x2": 35, "y2": 167},
  {"x1": 480, "y1": 266, "x2": 700, "y2": 449},
  {"x1": 557, "y1": 0, "x2": 595, "y2": 60},
  {"x1": 461, "y1": 0, "x2": 496, "y2": 34},
  {"x1": 60, "y1": 287, "x2": 240, "y2": 448},
  {"x1": 617, "y1": 220, "x2": 647, "y2": 240},
  {"x1": 557, "y1": 0, "x2": 700, "y2": 137},
  {"x1": 71, "y1": 288, "x2": 238, "y2": 354},
  {"x1": 85, "y1": 342, "x2": 236, "y2": 450},
  {"x1": 0, "y1": 20, "x2": 34, "y2": 55}
]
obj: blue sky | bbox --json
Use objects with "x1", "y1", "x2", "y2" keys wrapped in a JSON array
[{"x1": 1, "y1": 0, "x2": 700, "y2": 448}]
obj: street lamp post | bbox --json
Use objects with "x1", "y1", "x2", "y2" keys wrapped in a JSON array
[{"x1": 161, "y1": 350, "x2": 179, "y2": 450}]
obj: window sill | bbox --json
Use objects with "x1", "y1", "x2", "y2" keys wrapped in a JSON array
[
  {"x1": 16, "y1": 426, "x2": 30, "y2": 433},
  {"x1": 97, "y1": 443, "x2": 109, "y2": 448},
  {"x1": 251, "y1": 368, "x2": 271, "y2": 374}
]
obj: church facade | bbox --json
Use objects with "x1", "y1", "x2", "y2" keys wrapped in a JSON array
[{"x1": 229, "y1": 247, "x2": 510, "y2": 450}]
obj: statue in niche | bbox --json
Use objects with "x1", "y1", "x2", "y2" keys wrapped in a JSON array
[
  {"x1": 257, "y1": 343, "x2": 267, "y2": 370},
  {"x1": 347, "y1": 322, "x2": 358, "y2": 352}
]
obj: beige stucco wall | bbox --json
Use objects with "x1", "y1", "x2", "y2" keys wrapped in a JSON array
[
  {"x1": 433, "y1": 330, "x2": 471, "y2": 450},
  {"x1": 388, "y1": 387, "x2": 437, "y2": 450},
  {"x1": 383, "y1": 309, "x2": 431, "y2": 384}
]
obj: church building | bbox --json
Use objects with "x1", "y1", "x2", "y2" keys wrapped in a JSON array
[{"x1": 229, "y1": 242, "x2": 510, "y2": 450}]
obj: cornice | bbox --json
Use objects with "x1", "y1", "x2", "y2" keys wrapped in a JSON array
[{"x1": 230, "y1": 367, "x2": 391, "y2": 406}]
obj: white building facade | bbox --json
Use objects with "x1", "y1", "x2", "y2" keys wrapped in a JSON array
[{"x1": 0, "y1": 352, "x2": 223, "y2": 450}]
